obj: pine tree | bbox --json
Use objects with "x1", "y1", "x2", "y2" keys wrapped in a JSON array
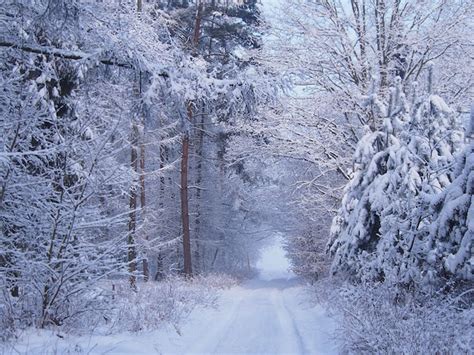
[
  {"x1": 425, "y1": 143, "x2": 473, "y2": 284},
  {"x1": 327, "y1": 93, "x2": 396, "y2": 282},
  {"x1": 328, "y1": 73, "x2": 464, "y2": 286}
]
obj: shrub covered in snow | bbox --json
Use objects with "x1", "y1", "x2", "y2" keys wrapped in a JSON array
[
  {"x1": 285, "y1": 228, "x2": 331, "y2": 281},
  {"x1": 65, "y1": 274, "x2": 238, "y2": 334},
  {"x1": 1, "y1": 274, "x2": 238, "y2": 341},
  {"x1": 315, "y1": 279, "x2": 473, "y2": 354}
]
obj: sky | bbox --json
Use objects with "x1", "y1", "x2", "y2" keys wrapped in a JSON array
[{"x1": 256, "y1": 236, "x2": 294, "y2": 280}]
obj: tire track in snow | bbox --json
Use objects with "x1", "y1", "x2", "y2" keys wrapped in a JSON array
[
  {"x1": 275, "y1": 287, "x2": 309, "y2": 354},
  {"x1": 181, "y1": 287, "x2": 246, "y2": 354}
]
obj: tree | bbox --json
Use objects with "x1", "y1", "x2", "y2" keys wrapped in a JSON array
[
  {"x1": 328, "y1": 73, "x2": 464, "y2": 285},
  {"x1": 272, "y1": 0, "x2": 472, "y2": 129},
  {"x1": 158, "y1": 0, "x2": 270, "y2": 275},
  {"x1": 425, "y1": 143, "x2": 473, "y2": 284},
  {"x1": 0, "y1": 0, "x2": 184, "y2": 329}
]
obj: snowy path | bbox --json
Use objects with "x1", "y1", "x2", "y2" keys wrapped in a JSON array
[
  {"x1": 163, "y1": 275, "x2": 338, "y2": 355},
  {"x1": 7, "y1": 240, "x2": 338, "y2": 354},
  {"x1": 152, "y1": 239, "x2": 339, "y2": 354}
]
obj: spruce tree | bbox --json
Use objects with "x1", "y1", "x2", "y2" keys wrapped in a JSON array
[
  {"x1": 425, "y1": 143, "x2": 473, "y2": 284},
  {"x1": 328, "y1": 73, "x2": 464, "y2": 285}
]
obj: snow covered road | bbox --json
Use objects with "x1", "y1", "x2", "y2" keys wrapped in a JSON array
[
  {"x1": 153, "y1": 239, "x2": 339, "y2": 354},
  {"x1": 165, "y1": 276, "x2": 338, "y2": 355},
  {"x1": 188, "y1": 278, "x2": 308, "y2": 354}
]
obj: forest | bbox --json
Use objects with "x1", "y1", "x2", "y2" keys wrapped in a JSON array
[{"x1": 0, "y1": 0, "x2": 472, "y2": 354}]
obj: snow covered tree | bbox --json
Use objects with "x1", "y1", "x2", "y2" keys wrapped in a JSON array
[
  {"x1": 0, "y1": 0, "x2": 196, "y2": 330},
  {"x1": 327, "y1": 108, "x2": 399, "y2": 282},
  {"x1": 377, "y1": 73, "x2": 464, "y2": 285},
  {"x1": 424, "y1": 143, "x2": 473, "y2": 284},
  {"x1": 272, "y1": 0, "x2": 473, "y2": 131},
  {"x1": 328, "y1": 72, "x2": 464, "y2": 285}
]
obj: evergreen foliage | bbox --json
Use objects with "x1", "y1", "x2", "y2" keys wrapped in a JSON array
[{"x1": 328, "y1": 75, "x2": 467, "y2": 286}]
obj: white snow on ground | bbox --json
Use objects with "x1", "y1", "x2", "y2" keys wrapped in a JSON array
[{"x1": 5, "y1": 239, "x2": 338, "y2": 354}]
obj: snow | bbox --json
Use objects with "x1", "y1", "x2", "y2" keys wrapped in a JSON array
[
  {"x1": 153, "y1": 278, "x2": 338, "y2": 354},
  {"x1": 430, "y1": 95, "x2": 453, "y2": 114},
  {"x1": 5, "y1": 239, "x2": 338, "y2": 355}
]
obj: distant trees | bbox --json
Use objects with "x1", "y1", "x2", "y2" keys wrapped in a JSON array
[{"x1": 159, "y1": 0, "x2": 271, "y2": 276}]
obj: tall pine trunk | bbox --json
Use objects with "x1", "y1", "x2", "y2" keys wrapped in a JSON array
[
  {"x1": 193, "y1": 107, "x2": 205, "y2": 272},
  {"x1": 155, "y1": 141, "x2": 167, "y2": 281},
  {"x1": 140, "y1": 137, "x2": 149, "y2": 281},
  {"x1": 180, "y1": 130, "x2": 192, "y2": 276},
  {"x1": 180, "y1": 1, "x2": 203, "y2": 277},
  {"x1": 128, "y1": 124, "x2": 139, "y2": 289}
]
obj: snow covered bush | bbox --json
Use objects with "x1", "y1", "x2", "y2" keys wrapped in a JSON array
[
  {"x1": 58, "y1": 274, "x2": 238, "y2": 335},
  {"x1": 0, "y1": 289, "x2": 16, "y2": 341},
  {"x1": 0, "y1": 54, "x2": 130, "y2": 328},
  {"x1": 197, "y1": 273, "x2": 241, "y2": 289},
  {"x1": 108, "y1": 278, "x2": 218, "y2": 333},
  {"x1": 327, "y1": 84, "x2": 406, "y2": 282},
  {"x1": 323, "y1": 281, "x2": 474, "y2": 354}
]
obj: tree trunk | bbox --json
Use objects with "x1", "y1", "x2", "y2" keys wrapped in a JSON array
[
  {"x1": 375, "y1": 0, "x2": 387, "y2": 90},
  {"x1": 181, "y1": 130, "x2": 192, "y2": 276},
  {"x1": 135, "y1": 0, "x2": 148, "y2": 279},
  {"x1": 128, "y1": 125, "x2": 139, "y2": 289},
  {"x1": 192, "y1": 1, "x2": 204, "y2": 54},
  {"x1": 179, "y1": 0, "x2": 204, "y2": 277},
  {"x1": 140, "y1": 138, "x2": 149, "y2": 281},
  {"x1": 155, "y1": 142, "x2": 167, "y2": 280},
  {"x1": 155, "y1": 253, "x2": 165, "y2": 281},
  {"x1": 193, "y1": 108, "x2": 205, "y2": 273}
]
